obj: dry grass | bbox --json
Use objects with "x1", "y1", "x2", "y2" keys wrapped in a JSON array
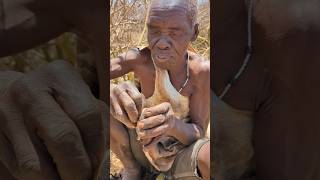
[
  {"x1": 0, "y1": 33, "x2": 78, "y2": 72},
  {"x1": 110, "y1": 151, "x2": 124, "y2": 175},
  {"x1": 110, "y1": 0, "x2": 210, "y2": 176}
]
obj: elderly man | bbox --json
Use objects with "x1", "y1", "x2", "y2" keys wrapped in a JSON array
[
  {"x1": 0, "y1": 0, "x2": 107, "y2": 179},
  {"x1": 110, "y1": 0, "x2": 210, "y2": 180}
]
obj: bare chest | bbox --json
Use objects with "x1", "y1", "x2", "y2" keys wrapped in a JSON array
[{"x1": 134, "y1": 63, "x2": 193, "y2": 99}]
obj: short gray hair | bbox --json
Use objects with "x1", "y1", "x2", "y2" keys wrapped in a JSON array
[
  {"x1": 187, "y1": 0, "x2": 198, "y2": 25},
  {"x1": 150, "y1": 0, "x2": 198, "y2": 25}
]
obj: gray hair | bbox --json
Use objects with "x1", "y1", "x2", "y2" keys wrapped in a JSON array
[
  {"x1": 185, "y1": 0, "x2": 198, "y2": 25},
  {"x1": 150, "y1": 0, "x2": 198, "y2": 25}
]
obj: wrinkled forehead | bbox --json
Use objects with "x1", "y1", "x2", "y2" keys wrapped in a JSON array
[
  {"x1": 149, "y1": 7, "x2": 189, "y2": 22},
  {"x1": 149, "y1": 0, "x2": 197, "y2": 24}
]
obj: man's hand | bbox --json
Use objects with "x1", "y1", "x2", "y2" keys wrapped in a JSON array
[
  {"x1": 136, "y1": 102, "x2": 176, "y2": 141},
  {"x1": 110, "y1": 81, "x2": 143, "y2": 128},
  {"x1": 0, "y1": 60, "x2": 106, "y2": 180},
  {"x1": 137, "y1": 102, "x2": 202, "y2": 146}
]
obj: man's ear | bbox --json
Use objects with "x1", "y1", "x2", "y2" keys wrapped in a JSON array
[{"x1": 191, "y1": 23, "x2": 199, "y2": 42}]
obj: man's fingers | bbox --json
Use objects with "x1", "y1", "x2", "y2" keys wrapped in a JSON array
[
  {"x1": 0, "y1": 103, "x2": 59, "y2": 180},
  {"x1": 0, "y1": 133, "x2": 60, "y2": 180},
  {"x1": 126, "y1": 84, "x2": 144, "y2": 115},
  {"x1": 0, "y1": 128, "x2": 20, "y2": 177},
  {"x1": 110, "y1": 95, "x2": 123, "y2": 116},
  {"x1": 25, "y1": 93, "x2": 92, "y2": 180},
  {"x1": 4, "y1": 115, "x2": 40, "y2": 172},
  {"x1": 137, "y1": 114, "x2": 166, "y2": 130},
  {"x1": 110, "y1": 94, "x2": 135, "y2": 128},
  {"x1": 137, "y1": 123, "x2": 169, "y2": 140},
  {"x1": 0, "y1": 101, "x2": 39, "y2": 174},
  {"x1": 111, "y1": 81, "x2": 143, "y2": 125},
  {"x1": 37, "y1": 61, "x2": 107, "y2": 177},
  {"x1": 0, "y1": 131, "x2": 24, "y2": 179},
  {"x1": 73, "y1": 101, "x2": 107, "y2": 179},
  {"x1": 115, "y1": 88, "x2": 139, "y2": 123},
  {"x1": 142, "y1": 102, "x2": 171, "y2": 118}
]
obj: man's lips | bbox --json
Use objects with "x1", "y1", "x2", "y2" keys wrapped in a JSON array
[{"x1": 154, "y1": 54, "x2": 171, "y2": 62}]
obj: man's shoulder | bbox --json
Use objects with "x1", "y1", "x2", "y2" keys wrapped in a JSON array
[{"x1": 121, "y1": 47, "x2": 151, "y2": 66}]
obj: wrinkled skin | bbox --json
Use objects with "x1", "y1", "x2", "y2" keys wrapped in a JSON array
[
  {"x1": 0, "y1": 0, "x2": 107, "y2": 179},
  {"x1": 110, "y1": 0, "x2": 210, "y2": 179},
  {"x1": 213, "y1": 0, "x2": 320, "y2": 179},
  {"x1": 110, "y1": 82, "x2": 143, "y2": 129},
  {"x1": 0, "y1": 61, "x2": 107, "y2": 180}
]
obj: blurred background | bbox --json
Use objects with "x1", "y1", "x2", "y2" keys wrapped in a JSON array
[
  {"x1": 0, "y1": 33, "x2": 98, "y2": 94},
  {"x1": 0, "y1": 33, "x2": 78, "y2": 72},
  {"x1": 110, "y1": 0, "x2": 210, "y2": 176}
]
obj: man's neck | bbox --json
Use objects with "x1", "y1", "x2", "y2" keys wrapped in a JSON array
[{"x1": 167, "y1": 56, "x2": 188, "y2": 91}]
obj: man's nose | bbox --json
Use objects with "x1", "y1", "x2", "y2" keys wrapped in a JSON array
[{"x1": 156, "y1": 38, "x2": 171, "y2": 50}]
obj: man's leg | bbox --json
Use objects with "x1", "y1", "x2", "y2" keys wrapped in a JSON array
[
  {"x1": 110, "y1": 116, "x2": 141, "y2": 180},
  {"x1": 169, "y1": 139, "x2": 209, "y2": 180},
  {"x1": 197, "y1": 142, "x2": 210, "y2": 180}
]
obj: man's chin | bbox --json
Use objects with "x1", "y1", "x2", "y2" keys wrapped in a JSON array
[
  {"x1": 155, "y1": 57, "x2": 170, "y2": 63},
  {"x1": 154, "y1": 62, "x2": 171, "y2": 70},
  {"x1": 153, "y1": 57, "x2": 174, "y2": 69}
]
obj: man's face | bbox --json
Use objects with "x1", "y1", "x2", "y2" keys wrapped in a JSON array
[{"x1": 147, "y1": 7, "x2": 197, "y2": 69}]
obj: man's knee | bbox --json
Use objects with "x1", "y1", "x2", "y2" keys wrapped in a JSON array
[
  {"x1": 197, "y1": 142, "x2": 210, "y2": 163},
  {"x1": 110, "y1": 115, "x2": 128, "y2": 134},
  {"x1": 197, "y1": 142, "x2": 210, "y2": 179},
  {"x1": 110, "y1": 116, "x2": 132, "y2": 148}
]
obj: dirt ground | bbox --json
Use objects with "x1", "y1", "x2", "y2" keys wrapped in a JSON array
[{"x1": 110, "y1": 151, "x2": 123, "y2": 176}]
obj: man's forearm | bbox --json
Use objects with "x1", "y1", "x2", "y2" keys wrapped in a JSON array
[
  {"x1": 110, "y1": 57, "x2": 132, "y2": 79},
  {"x1": 169, "y1": 119, "x2": 203, "y2": 145}
]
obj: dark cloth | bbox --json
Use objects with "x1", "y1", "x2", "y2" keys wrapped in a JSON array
[
  {"x1": 167, "y1": 138, "x2": 209, "y2": 180},
  {"x1": 213, "y1": 93, "x2": 256, "y2": 180}
]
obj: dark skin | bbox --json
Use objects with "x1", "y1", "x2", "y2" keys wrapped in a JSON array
[
  {"x1": 110, "y1": 1, "x2": 210, "y2": 180},
  {"x1": 214, "y1": 0, "x2": 320, "y2": 179},
  {"x1": 0, "y1": 62, "x2": 107, "y2": 180},
  {"x1": 0, "y1": 0, "x2": 107, "y2": 179}
]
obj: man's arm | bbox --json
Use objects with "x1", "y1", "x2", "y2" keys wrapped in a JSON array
[
  {"x1": 110, "y1": 48, "x2": 145, "y2": 79},
  {"x1": 169, "y1": 61, "x2": 210, "y2": 144},
  {"x1": 110, "y1": 48, "x2": 147, "y2": 127}
]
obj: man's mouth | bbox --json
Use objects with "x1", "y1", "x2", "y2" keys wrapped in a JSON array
[{"x1": 154, "y1": 54, "x2": 170, "y2": 62}]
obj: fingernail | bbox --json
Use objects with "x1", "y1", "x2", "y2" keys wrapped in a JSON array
[
  {"x1": 138, "y1": 123, "x2": 144, "y2": 128},
  {"x1": 139, "y1": 132, "x2": 145, "y2": 137},
  {"x1": 144, "y1": 111, "x2": 150, "y2": 116}
]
